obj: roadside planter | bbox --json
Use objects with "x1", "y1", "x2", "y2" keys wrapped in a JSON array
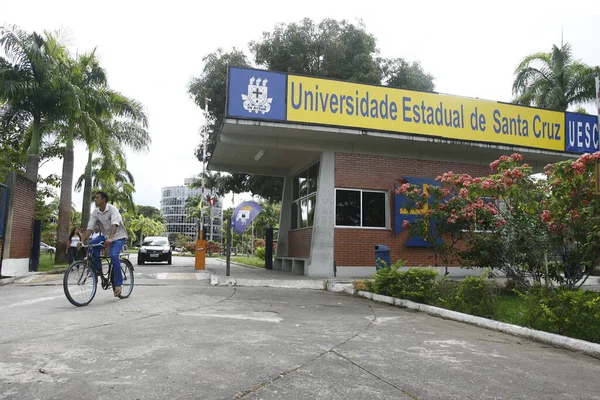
[{"x1": 341, "y1": 286, "x2": 600, "y2": 360}]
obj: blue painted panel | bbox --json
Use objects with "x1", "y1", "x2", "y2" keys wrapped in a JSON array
[
  {"x1": 565, "y1": 112, "x2": 599, "y2": 153},
  {"x1": 227, "y1": 67, "x2": 287, "y2": 121}
]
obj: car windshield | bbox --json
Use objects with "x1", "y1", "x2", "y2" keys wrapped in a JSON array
[{"x1": 143, "y1": 239, "x2": 168, "y2": 246}]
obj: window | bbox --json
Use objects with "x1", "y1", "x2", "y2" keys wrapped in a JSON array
[
  {"x1": 335, "y1": 189, "x2": 388, "y2": 228},
  {"x1": 291, "y1": 162, "x2": 319, "y2": 229}
]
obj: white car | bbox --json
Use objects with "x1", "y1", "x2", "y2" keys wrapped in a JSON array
[
  {"x1": 40, "y1": 242, "x2": 56, "y2": 254},
  {"x1": 137, "y1": 236, "x2": 172, "y2": 265}
]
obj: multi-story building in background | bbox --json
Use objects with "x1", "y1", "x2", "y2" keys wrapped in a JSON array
[{"x1": 160, "y1": 178, "x2": 224, "y2": 243}]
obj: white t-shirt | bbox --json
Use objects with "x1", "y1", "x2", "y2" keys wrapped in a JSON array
[{"x1": 70, "y1": 236, "x2": 81, "y2": 248}]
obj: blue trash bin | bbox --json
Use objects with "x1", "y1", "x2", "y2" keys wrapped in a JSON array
[{"x1": 374, "y1": 244, "x2": 391, "y2": 270}]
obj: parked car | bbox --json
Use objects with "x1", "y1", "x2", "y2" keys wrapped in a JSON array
[
  {"x1": 137, "y1": 236, "x2": 172, "y2": 265},
  {"x1": 40, "y1": 242, "x2": 56, "y2": 254}
]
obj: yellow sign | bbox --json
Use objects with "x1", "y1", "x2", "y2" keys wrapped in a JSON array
[{"x1": 286, "y1": 75, "x2": 565, "y2": 151}]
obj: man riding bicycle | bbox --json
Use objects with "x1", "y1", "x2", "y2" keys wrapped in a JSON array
[{"x1": 79, "y1": 191, "x2": 128, "y2": 297}]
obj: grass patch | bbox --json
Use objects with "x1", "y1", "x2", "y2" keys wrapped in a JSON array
[
  {"x1": 218, "y1": 256, "x2": 266, "y2": 268},
  {"x1": 493, "y1": 292, "x2": 525, "y2": 325},
  {"x1": 37, "y1": 253, "x2": 68, "y2": 272}
]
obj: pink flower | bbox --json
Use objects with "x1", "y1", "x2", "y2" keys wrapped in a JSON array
[
  {"x1": 572, "y1": 161, "x2": 586, "y2": 174},
  {"x1": 496, "y1": 218, "x2": 507, "y2": 227},
  {"x1": 510, "y1": 153, "x2": 523, "y2": 162},
  {"x1": 396, "y1": 183, "x2": 412, "y2": 194},
  {"x1": 459, "y1": 188, "x2": 468, "y2": 198},
  {"x1": 447, "y1": 218, "x2": 457, "y2": 224},
  {"x1": 490, "y1": 160, "x2": 501, "y2": 171},
  {"x1": 402, "y1": 220, "x2": 411, "y2": 229},
  {"x1": 482, "y1": 179, "x2": 495, "y2": 190},
  {"x1": 541, "y1": 210, "x2": 552, "y2": 223}
]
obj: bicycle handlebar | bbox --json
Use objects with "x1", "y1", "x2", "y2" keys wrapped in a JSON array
[{"x1": 81, "y1": 242, "x2": 105, "y2": 248}]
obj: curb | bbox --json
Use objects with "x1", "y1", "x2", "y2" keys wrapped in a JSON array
[
  {"x1": 208, "y1": 274, "x2": 328, "y2": 290},
  {"x1": 0, "y1": 268, "x2": 68, "y2": 286},
  {"x1": 342, "y1": 287, "x2": 600, "y2": 359}
]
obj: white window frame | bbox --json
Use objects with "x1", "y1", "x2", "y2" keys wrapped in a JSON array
[
  {"x1": 334, "y1": 188, "x2": 390, "y2": 230},
  {"x1": 291, "y1": 161, "x2": 320, "y2": 231}
]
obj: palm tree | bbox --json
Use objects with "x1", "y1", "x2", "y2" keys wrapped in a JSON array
[
  {"x1": 80, "y1": 114, "x2": 149, "y2": 229},
  {"x1": 253, "y1": 201, "x2": 280, "y2": 238},
  {"x1": 54, "y1": 50, "x2": 108, "y2": 263},
  {"x1": 75, "y1": 149, "x2": 137, "y2": 215},
  {"x1": 512, "y1": 43, "x2": 599, "y2": 111},
  {"x1": 0, "y1": 25, "x2": 73, "y2": 182}
]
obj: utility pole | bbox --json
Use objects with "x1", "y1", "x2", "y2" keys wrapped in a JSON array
[{"x1": 199, "y1": 97, "x2": 211, "y2": 240}]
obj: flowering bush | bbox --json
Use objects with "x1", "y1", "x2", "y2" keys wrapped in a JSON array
[
  {"x1": 400, "y1": 152, "x2": 600, "y2": 289},
  {"x1": 206, "y1": 241, "x2": 223, "y2": 256}
]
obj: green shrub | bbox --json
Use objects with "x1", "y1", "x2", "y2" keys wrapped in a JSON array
[
  {"x1": 447, "y1": 275, "x2": 500, "y2": 319},
  {"x1": 366, "y1": 262, "x2": 439, "y2": 303},
  {"x1": 255, "y1": 246, "x2": 266, "y2": 260},
  {"x1": 517, "y1": 286, "x2": 600, "y2": 343}
]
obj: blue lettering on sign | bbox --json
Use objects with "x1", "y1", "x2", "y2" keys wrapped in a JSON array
[
  {"x1": 394, "y1": 177, "x2": 441, "y2": 247},
  {"x1": 227, "y1": 67, "x2": 287, "y2": 121},
  {"x1": 565, "y1": 112, "x2": 599, "y2": 154}
]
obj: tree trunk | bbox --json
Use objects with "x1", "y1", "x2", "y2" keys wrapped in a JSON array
[
  {"x1": 81, "y1": 149, "x2": 94, "y2": 230},
  {"x1": 54, "y1": 129, "x2": 75, "y2": 264},
  {"x1": 25, "y1": 117, "x2": 41, "y2": 183}
]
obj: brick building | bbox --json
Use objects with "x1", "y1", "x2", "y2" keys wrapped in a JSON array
[
  {"x1": 208, "y1": 66, "x2": 597, "y2": 278},
  {"x1": 1, "y1": 172, "x2": 36, "y2": 276}
]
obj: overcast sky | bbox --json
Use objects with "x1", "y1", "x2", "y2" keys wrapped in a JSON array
[{"x1": 3, "y1": 0, "x2": 599, "y2": 210}]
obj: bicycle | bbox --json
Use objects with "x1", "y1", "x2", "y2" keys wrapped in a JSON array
[{"x1": 63, "y1": 242, "x2": 135, "y2": 307}]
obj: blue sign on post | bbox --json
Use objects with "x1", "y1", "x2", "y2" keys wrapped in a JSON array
[
  {"x1": 394, "y1": 177, "x2": 440, "y2": 247},
  {"x1": 565, "y1": 112, "x2": 599, "y2": 154},
  {"x1": 227, "y1": 67, "x2": 287, "y2": 121}
]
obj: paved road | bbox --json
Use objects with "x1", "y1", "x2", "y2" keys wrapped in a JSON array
[{"x1": 1, "y1": 258, "x2": 599, "y2": 399}]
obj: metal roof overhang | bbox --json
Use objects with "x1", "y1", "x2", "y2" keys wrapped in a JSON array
[{"x1": 208, "y1": 118, "x2": 577, "y2": 177}]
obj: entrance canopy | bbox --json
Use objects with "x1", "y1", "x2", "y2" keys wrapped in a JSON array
[{"x1": 209, "y1": 67, "x2": 598, "y2": 175}]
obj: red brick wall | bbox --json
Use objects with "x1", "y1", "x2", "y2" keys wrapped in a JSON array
[
  {"x1": 8, "y1": 174, "x2": 36, "y2": 259},
  {"x1": 288, "y1": 228, "x2": 312, "y2": 258},
  {"x1": 334, "y1": 153, "x2": 491, "y2": 267}
]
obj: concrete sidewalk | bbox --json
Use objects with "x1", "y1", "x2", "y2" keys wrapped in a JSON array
[{"x1": 205, "y1": 259, "x2": 334, "y2": 290}]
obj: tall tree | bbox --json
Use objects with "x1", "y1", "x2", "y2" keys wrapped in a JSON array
[
  {"x1": 0, "y1": 25, "x2": 72, "y2": 182},
  {"x1": 512, "y1": 43, "x2": 599, "y2": 111},
  {"x1": 188, "y1": 18, "x2": 435, "y2": 202},
  {"x1": 79, "y1": 113, "x2": 149, "y2": 229},
  {"x1": 138, "y1": 205, "x2": 164, "y2": 222},
  {"x1": 55, "y1": 50, "x2": 108, "y2": 263},
  {"x1": 75, "y1": 150, "x2": 137, "y2": 215}
]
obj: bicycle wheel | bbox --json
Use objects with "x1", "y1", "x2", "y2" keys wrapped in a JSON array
[
  {"x1": 63, "y1": 261, "x2": 97, "y2": 307},
  {"x1": 118, "y1": 258, "x2": 135, "y2": 299}
]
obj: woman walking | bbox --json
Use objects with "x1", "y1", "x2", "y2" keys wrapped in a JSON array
[{"x1": 67, "y1": 227, "x2": 82, "y2": 264}]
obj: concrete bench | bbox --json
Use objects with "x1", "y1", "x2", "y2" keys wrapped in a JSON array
[{"x1": 274, "y1": 257, "x2": 308, "y2": 275}]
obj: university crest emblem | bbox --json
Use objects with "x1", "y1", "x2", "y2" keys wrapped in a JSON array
[{"x1": 242, "y1": 77, "x2": 272, "y2": 114}]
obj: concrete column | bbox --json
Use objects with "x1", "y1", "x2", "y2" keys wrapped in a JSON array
[
  {"x1": 276, "y1": 175, "x2": 293, "y2": 258},
  {"x1": 307, "y1": 151, "x2": 335, "y2": 277}
]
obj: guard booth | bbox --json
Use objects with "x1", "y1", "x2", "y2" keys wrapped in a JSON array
[{"x1": 208, "y1": 66, "x2": 596, "y2": 278}]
